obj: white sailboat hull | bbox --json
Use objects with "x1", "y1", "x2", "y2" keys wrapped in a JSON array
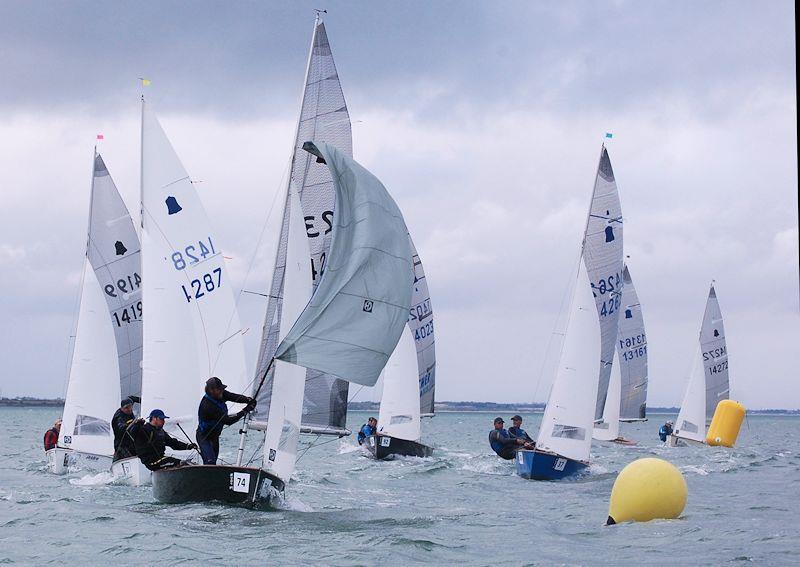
[
  {"x1": 111, "y1": 456, "x2": 152, "y2": 486},
  {"x1": 46, "y1": 448, "x2": 71, "y2": 475},
  {"x1": 667, "y1": 434, "x2": 705, "y2": 447}
]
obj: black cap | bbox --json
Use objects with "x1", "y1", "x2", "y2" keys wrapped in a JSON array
[
  {"x1": 494, "y1": 417, "x2": 504, "y2": 424},
  {"x1": 206, "y1": 377, "x2": 227, "y2": 390},
  {"x1": 120, "y1": 397, "x2": 134, "y2": 407},
  {"x1": 511, "y1": 415, "x2": 522, "y2": 421}
]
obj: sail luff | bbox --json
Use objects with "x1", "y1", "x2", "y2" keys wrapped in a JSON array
[
  {"x1": 408, "y1": 236, "x2": 436, "y2": 415},
  {"x1": 701, "y1": 284, "x2": 729, "y2": 417}
]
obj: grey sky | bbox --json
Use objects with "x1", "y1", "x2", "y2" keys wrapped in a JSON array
[{"x1": 0, "y1": 1, "x2": 797, "y2": 408}]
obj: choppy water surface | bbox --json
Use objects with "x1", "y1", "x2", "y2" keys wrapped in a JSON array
[{"x1": 1, "y1": 409, "x2": 798, "y2": 565}]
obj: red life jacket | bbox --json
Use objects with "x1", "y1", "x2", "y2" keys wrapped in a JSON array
[{"x1": 43, "y1": 428, "x2": 59, "y2": 451}]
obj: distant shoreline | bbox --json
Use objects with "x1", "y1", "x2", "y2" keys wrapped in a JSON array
[{"x1": 2, "y1": 397, "x2": 798, "y2": 414}]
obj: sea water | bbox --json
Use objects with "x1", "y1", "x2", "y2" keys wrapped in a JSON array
[{"x1": 1, "y1": 408, "x2": 798, "y2": 565}]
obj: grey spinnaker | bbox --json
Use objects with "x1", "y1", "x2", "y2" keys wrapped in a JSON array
[
  {"x1": 616, "y1": 265, "x2": 648, "y2": 420},
  {"x1": 88, "y1": 154, "x2": 143, "y2": 399},
  {"x1": 275, "y1": 141, "x2": 414, "y2": 387},
  {"x1": 408, "y1": 237, "x2": 436, "y2": 415},
  {"x1": 253, "y1": 19, "x2": 352, "y2": 431},
  {"x1": 584, "y1": 147, "x2": 625, "y2": 420},
  {"x1": 701, "y1": 285, "x2": 729, "y2": 417}
]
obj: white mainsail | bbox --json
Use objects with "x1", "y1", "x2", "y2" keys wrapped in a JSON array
[
  {"x1": 536, "y1": 260, "x2": 602, "y2": 462},
  {"x1": 584, "y1": 147, "x2": 624, "y2": 420},
  {"x1": 139, "y1": 101, "x2": 248, "y2": 440},
  {"x1": 617, "y1": 265, "x2": 648, "y2": 421},
  {"x1": 253, "y1": 17, "x2": 353, "y2": 435},
  {"x1": 377, "y1": 327, "x2": 422, "y2": 442},
  {"x1": 674, "y1": 284, "x2": 729, "y2": 442},
  {"x1": 59, "y1": 153, "x2": 142, "y2": 458},
  {"x1": 409, "y1": 237, "x2": 436, "y2": 415}
]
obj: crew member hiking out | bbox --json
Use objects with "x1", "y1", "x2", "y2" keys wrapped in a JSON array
[
  {"x1": 128, "y1": 409, "x2": 197, "y2": 471},
  {"x1": 43, "y1": 419, "x2": 61, "y2": 451},
  {"x1": 112, "y1": 396, "x2": 140, "y2": 461},
  {"x1": 196, "y1": 377, "x2": 255, "y2": 465},
  {"x1": 659, "y1": 421, "x2": 674, "y2": 442},
  {"x1": 357, "y1": 417, "x2": 378, "y2": 445},
  {"x1": 489, "y1": 417, "x2": 531, "y2": 460},
  {"x1": 508, "y1": 414, "x2": 536, "y2": 445}
]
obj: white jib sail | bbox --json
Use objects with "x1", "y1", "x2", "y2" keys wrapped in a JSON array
[
  {"x1": 377, "y1": 326, "x2": 421, "y2": 442},
  {"x1": 536, "y1": 260, "x2": 602, "y2": 463},
  {"x1": 674, "y1": 346, "x2": 706, "y2": 442},
  {"x1": 592, "y1": 355, "x2": 621, "y2": 441},
  {"x1": 139, "y1": 102, "x2": 248, "y2": 440},
  {"x1": 59, "y1": 261, "x2": 120, "y2": 457},
  {"x1": 60, "y1": 153, "x2": 142, "y2": 457},
  {"x1": 261, "y1": 184, "x2": 311, "y2": 482}
]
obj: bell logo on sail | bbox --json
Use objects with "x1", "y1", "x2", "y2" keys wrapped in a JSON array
[
  {"x1": 363, "y1": 300, "x2": 374, "y2": 313},
  {"x1": 115, "y1": 240, "x2": 127, "y2": 256},
  {"x1": 165, "y1": 196, "x2": 182, "y2": 215}
]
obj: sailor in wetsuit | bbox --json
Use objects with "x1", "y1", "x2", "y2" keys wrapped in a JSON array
[
  {"x1": 489, "y1": 417, "x2": 531, "y2": 459},
  {"x1": 659, "y1": 421, "x2": 674, "y2": 442},
  {"x1": 112, "y1": 396, "x2": 140, "y2": 461},
  {"x1": 507, "y1": 414, "x2": 536, "y2": 445},
  {"x1": 357, "y1": 417, "x2": 378, "y2": 445},
  {"x1": 196, "y1": 377, "x2": 255, "y2": 465},
  {"x1": 129, "y1": 409, "x2": 197, "y2": 471}
]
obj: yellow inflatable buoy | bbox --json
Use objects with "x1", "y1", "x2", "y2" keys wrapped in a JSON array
[
  {"x1": 706, "y1": 400, "x2": 746, "y2": 447},
  {"x1": 606, "y1": 458, "x2": 687, "y2": 525}
]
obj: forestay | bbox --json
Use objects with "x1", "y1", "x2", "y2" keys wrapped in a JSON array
[
  {"x1": 139, "y1": 103, "x2": 248, "y2": 438},
  {"x1": 59, "y1": 154, "x2": 142, "y2": 458},
  {"x1": 617, "y1": 265, "x2": 648, "y2": 420},
  {"x1": 253, "y1": 19, "x2": 352, "y2": 433},
  {"x1": 584, "y1": 147, "x2": 624, "y2": 420},
  {"x1": 408, "y1": 237, "x2": 436, "y2": 415},
  {"x1": 536, "y1": 261, "x2": 601, "y2": 462},
  {"x1": 275, "y1": 141, "x2": 414, "y2": 387},
  {"x1": 377, "y1": 327, "x2": 421, "y2": 441}
]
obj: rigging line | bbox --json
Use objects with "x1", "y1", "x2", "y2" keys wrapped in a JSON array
[{"x1": 295, "y1": 433, "x2": 342, "y2": 463}]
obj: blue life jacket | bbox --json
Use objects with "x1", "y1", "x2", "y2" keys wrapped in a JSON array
[
  {"x1": 357, "y1": 424, "x2": 375, "y2": 444},
  {"x1": 198, "y1": 394, "x2": 228, "y2": 434},
  {"x1": 658, "y1": 425, "x2": 671, "y2": 442},
  {"x1": 489, "y1": 428, "x2": 511, "y2": 454},
  {"x1": 508, "y1": 426, "x2": 529, "y2": 440}
]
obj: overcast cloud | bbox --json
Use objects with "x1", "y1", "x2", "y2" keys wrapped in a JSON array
[{"x1": 0, "y1": 1, "x2": 797, "y2": 408}]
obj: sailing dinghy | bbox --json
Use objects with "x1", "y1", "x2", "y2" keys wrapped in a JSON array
[
  {"x1": 221, "y1": 140, "x2": 414, "y2": 507},
  {"x1": 592, "y1": 265, "x2": 647, "y2": 445},
  {"x1": 517, "y1": 146, "x2": 624, "y2": 480},
  {"x1": 668, "y1": 283, "x2": 730, "y2": 447},
  {"x1": 133, "y1": 99, "x2": 252, "y2": 499},
  {"x1": 366, "y1": 238, "x2": 436, "y2": 459},
  {"x1": 50, "y1": 151, "x2": 143, "y2": 475}
]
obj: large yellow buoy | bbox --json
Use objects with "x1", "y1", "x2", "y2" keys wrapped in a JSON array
[
  {"x1": 606, "y1": 458, "x2": 687, "y2": 525},
  {"x1": 706, "y1": 400, "x2": 746, "y2": 447}
]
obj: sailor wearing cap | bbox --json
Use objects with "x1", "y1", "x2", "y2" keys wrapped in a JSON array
[
  {"x1": 130, "y1": 409, "x2": 197, "y2": 471},
  {"x1": 507, "y1": 415, "x2": 535, "y2": 445},
  {"x1": 196, "y1": 377, "x2": 256, "y2": 465},
  {"x1": 659, "y1": 421, "x2": 674, "y2": 442},
  {"x1": 489, "y1": 417, "x2": 529, "y2": 460},
  {"x1": 111, "y1": 395, "x2": 141, "y2": 460}
]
